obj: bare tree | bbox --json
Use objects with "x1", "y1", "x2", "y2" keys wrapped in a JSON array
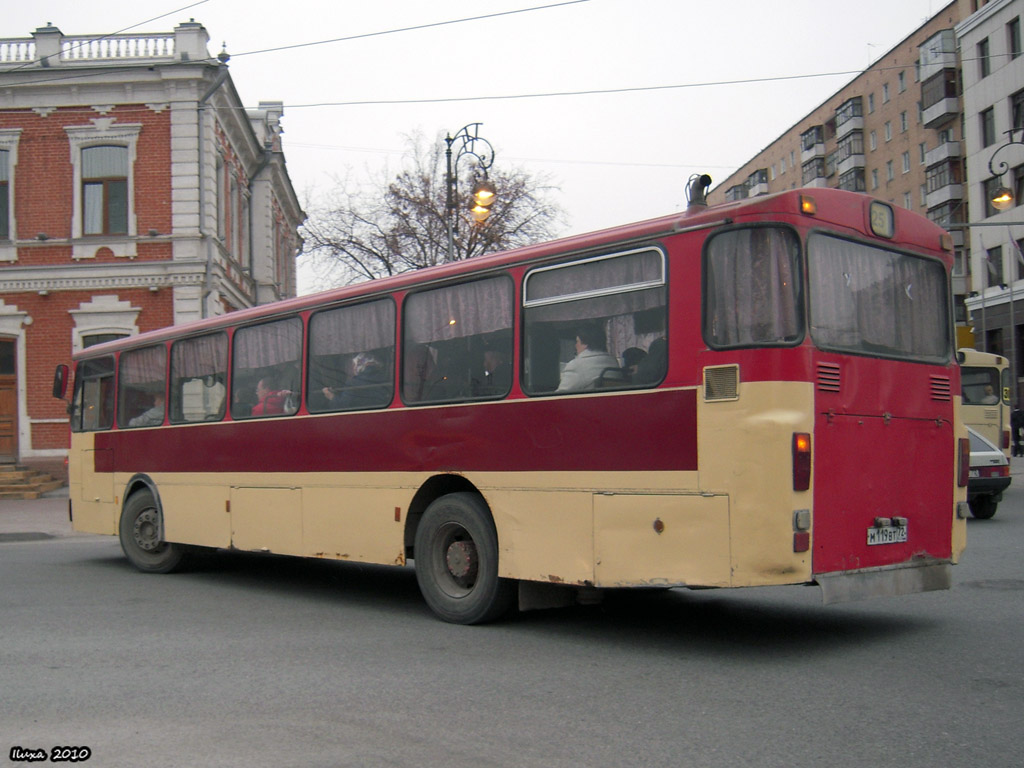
[{"x1": 300, "y1": 133, "x2": 564, "y2": 288}]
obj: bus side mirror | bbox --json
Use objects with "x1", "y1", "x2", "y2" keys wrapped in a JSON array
[{"x1": 53, "y1": 364, "x2": 69, "y2": 399}]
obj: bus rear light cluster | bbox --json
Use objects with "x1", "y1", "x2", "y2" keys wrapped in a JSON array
[
  {"x1": 1002, "y1": 430, "x2": 1011, "y2": 450},
  {"x1": 957, "y1": 437, "x2": 970, "y2": 487},
  {"x1": 792, "y1": 432, "x2": 811, "y2": 491},
  {"x1": 792, "y1": 508, "x2": 811, "y2": 553}
]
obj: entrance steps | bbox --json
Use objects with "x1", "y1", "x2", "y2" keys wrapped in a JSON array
[{"x1": 0, "y1": 464, "x2": 65, "y2": 500}]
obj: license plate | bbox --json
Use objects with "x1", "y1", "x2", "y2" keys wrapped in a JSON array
[
  {"x1": 969, "y1": 469, "x2": 980, "y2": 478},
  {"x1": 867, "y1": 526, "x2": 908, "y2": 546}
]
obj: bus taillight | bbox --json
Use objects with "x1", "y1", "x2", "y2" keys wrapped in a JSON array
[
  {"x1": 793, "y1": 432, "x2": 811, "y2": 491},
  {"x1": 1002, "y1": 429, "x2": 1011, "y2": 450},
  {"x1": 957, "y1": 438, "x2": 970, "y2": 487}
]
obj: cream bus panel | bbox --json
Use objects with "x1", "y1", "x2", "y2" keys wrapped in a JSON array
[
  {"x1": 157, "y1": 481, "x2": 232, "y2": 549},
  {"x1": 230, "y1": 487, "x2": 303, "y2": 554},
  {"x1": 594, "y1": 493, "x2": 731, "y2": 587},
  {"x1": 303, "y1": 486, "x2": 406, "y2": 565}
]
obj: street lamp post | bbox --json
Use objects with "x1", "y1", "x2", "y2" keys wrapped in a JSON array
[
  {"x1": 986, "y1": 127, "x2": 1024, "y2": 402},
  {"x1": 445, "y1": 123, "x2": 495, "y2": 261}
]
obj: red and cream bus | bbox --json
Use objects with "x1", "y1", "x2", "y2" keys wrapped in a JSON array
[
  {"x1": 958, "y1": 347, "x2": 1011, "y2": 456},
  {"x1": 55, "y1": 184, "x2": 968, "y2": 623}
]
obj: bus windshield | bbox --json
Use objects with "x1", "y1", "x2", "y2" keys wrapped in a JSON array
[{"x1": 808, "y1": 233, "x2": 950, "y2": 363}]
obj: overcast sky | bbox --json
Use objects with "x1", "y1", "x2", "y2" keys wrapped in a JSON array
[{"x1": 5, "y1": 0, "x2": 945, "y2": 292}]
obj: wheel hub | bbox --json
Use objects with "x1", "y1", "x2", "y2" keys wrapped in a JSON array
[
  {"x1": 133, "y1": 509, "x2": 161, "y2": 552},
  {"x1": 445, "y1": 540, "x2": 477, "y2": 581}
]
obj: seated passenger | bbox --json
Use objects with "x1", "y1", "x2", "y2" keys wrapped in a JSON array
[
  {"x1": 635, "y1": 337, "x2": 667, "y2": 384},
  {"x1": 128, "y1": 392, "x2": 165, "y2": 427},
  {"x1": 556, "y1": 324, "x2": 618, "y2": 392},
  {"x1": 251, "y1": 374, "x2": 294, "y2": 416},
  {"x1": 319, "y1": 352, "x2": 391, "y2": 410}
]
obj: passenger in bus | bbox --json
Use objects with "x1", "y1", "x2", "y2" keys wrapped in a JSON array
[
  {"x1": 980, "y1": 384, "x2": 999, "y2": 404},
  {"x1": 635, "y1": 338, "x2": 667, "y2": 384},
  {"x1": 556, "y1": 324, "x2": 618, "y2": 392},
  {"x1": 128, "y1": 391, "x2": 165, "y2": 427},
  {"x1": 317, "y1": 352, "x2": 391, "y2": 410},
  {"x1": 251, "y1": 374, "x2": 294, "y2": 416},
  {"x1": 622, "y1": 347, "x2": 647, "y2": 381},
  {"x1": 477, "y1": 347, "x2": 511, "y2": 396}
]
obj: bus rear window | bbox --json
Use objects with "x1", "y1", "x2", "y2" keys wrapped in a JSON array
[
  {"x1": 704, "y1": 226, "x2": 802, "y2": 349},
  {"x1": 808, "y1": 233, "x2": 950, "y2": 363}
]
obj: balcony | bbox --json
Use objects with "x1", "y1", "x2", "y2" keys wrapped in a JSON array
[
  {"x1": 923, "y1": 97, "x2": 960, "y2": 129},
  {"x1": 925, "y1": 141, "x2": 961, "y2": 168},
  {"x1": 836, "y1": 153, "x2": 865, "y2": 176},
  {"x1": 926, "y1": 182, "x2": 963, "y2": 209}
]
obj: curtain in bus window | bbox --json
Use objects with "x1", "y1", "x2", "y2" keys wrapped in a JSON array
[
  {"x1": 118, "y1": 345, "x2": 167, "y2": 428},
  {"x1": 704, "y1": 228, "x2": 802, "y2": 348},
  {"x1": 308, "y1": 299, "x2": 395, "y2": 412},
  {"x1": 402, "y1": 276, "x2": 513, "y2": 404},
  {"x1": 525, "y1": 249, "x2": 664, "y2": 313},
  {"x1": 170, "y1": 334, "x2": 228, "y2": 423},
  {"x1": 808, "y1": 233, "x2": 949, "y2": 362},
  {"x1": 232, "y1": 318, "x2": 303, "y2": 418}
]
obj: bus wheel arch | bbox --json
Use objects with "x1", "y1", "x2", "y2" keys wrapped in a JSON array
[
  {"x1": 408, "y1": 478, "x2": 516, "y2": 624},
  {"x1": 119, "y1": 476, "x2": 187, "y2": 574}
]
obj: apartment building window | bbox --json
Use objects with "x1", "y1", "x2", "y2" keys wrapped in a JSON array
[
  {"x1": 0, "y1": 149, "x2": 8, "y2": 241},
  {"x1": 981, "y1": 107, "x2": 996, "y2": 147},
  {"x1": 903, "y1": 192, "x2": 912, "y2": 209},
  {"x1": 801, "y1": 157, "x2": 826, "y2": 185},
  {"x1": 922, "y1": 69, "x2": 957, "y2": 110},
  {"x1": 902, "y1": 152, "x2": 911, "y2": 174},
  {"x1": 885, "y1": 122, "x2": 892, "y2": 142},
  {"x1": 886, "y1": 160, "x2": 894, "y2": 182},
  {"x1": 900, "y1": 111, "x2": 908, "y2": 133},
  {"x1": 978, "y1": 38, "x2": 991, "y2": 78},
  {"x1": 1012, "y1": 89, "x2": 1024, "y2": 129},
  {"x1": 870, "y1": 131, "x2": 877, "y2": 151},
  {"x1": 1016, "y1": 164, "x2": 1024, "y2": 208},
  {"x1": 868, "y1": 93, "x2": 875, "y2": 113},
  {"x1": 1010, "y1": 17, "x2": 1021, "y2": 59},
  {"x1": 836, "y1": 97, "x2": 863, "y2": 127},
  {"x1": 836, "y1": 130, "x2": 864, "y2": 162},
  {"x1": 898, "y1": 71, "x2": 906, "y2": 92},
  {"x1": 882, "y1": 83, "x2": 890, "y2": 103},
  {"x1": 838, "y1": 168, "x2": 865, "y2": 192},
  {"x1": 871, "y1": 169, "x2": 879, "y2": 190},
  {"x1": 919, "y1": 142, "x2": 927, "y2": 164},
  {"x1": 920, "y1": 184, "x2": 928, "y2": 207},
  {"x1": 82, "y1": 146, "x2": 128, "y2": 236},
  {"x1": 928, "y1": 160, "x2": 961, "y2": 193},
  {"x1": 987, "y1": 245, "x2": 1003, "y2": 286}
]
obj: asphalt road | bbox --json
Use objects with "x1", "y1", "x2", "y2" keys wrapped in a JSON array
[{"x1": 1, "y1": 477, "x2": 1022, "y2": 768}]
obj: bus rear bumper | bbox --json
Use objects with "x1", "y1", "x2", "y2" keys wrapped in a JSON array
[{"x1": 815, "y1": 561, "x2": 952, "y2": 604}]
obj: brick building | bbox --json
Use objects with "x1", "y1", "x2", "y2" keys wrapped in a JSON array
[{"x1": 0, "y1": 21, "x2": 305, "y2": 472}]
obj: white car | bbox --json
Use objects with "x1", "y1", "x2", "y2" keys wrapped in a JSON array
[{"x1": 967, "y1": 426, "x2": 1011, "y2": 519}]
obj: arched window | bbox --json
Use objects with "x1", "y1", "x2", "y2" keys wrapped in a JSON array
[{"x1": 82, "y1": 145, "x2": 128, "y2": 235}]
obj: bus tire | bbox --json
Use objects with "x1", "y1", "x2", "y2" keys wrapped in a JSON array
[
  {"x1": 119, "y1": 490, "x2": 186, "y2": 574},
  {"x1": 414, "y1": 492, "x2": 516, "y2": 624},
  {"x1": 968, "y1": 496, "x2": 998, "y2": 520}
]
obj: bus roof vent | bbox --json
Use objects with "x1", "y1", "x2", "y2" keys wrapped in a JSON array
[
  {"x1": 704, "y1": 364, "x2": 739, "y2": 401},
  {"x1": 817, "y1": 362, "x2": 841, "y2": 393},
  {"x1": 929, "y1": 375, "x2": 951, "y2": 401}
]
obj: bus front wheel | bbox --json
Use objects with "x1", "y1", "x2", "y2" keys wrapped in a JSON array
[
  {"x1": 414, "y1": 492, "x2": 516, "y2": 624},
  {"x1": 119, "y1": 491, "x2": 186, "y2": 573}
]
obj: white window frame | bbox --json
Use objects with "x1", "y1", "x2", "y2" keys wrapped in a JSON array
[
  {"x1": 0, "y1": 129, "x2": 22, "y2": 262},
  {"x1": 65, "y1": 121, "x2": 142, "y2": 260}
]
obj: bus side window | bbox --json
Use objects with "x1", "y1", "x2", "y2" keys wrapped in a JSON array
[
  {"x1": 522, "y1": 248, "x2": 668, "y2": 395},
  {"x1": 402, "y1": 276, "x2": 513, "y2": 405},
  {"x1": 117, "y1": 344, "x2": 167, "y2": 429},
  {"x1": 231, "y1": 317, "x2": 303, "y2": 419},
  {"x1": 170, "y1": 333, "x2": 227, "y2": 423},
  {"x1": 308, "y1": 299, "x2": 395, "y2": 413}
]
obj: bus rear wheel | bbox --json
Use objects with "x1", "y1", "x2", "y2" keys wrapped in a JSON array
[
  {"x1": 414, "y1": 492, "x2": 516, "y2": 624},
  {"x1": 119, "y1": 490, "x2": 186, "y2": 573}
]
